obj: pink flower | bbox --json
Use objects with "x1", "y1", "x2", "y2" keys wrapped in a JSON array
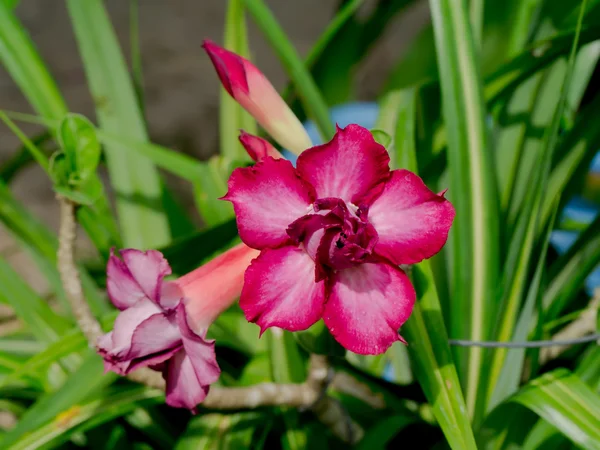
[
  {"x1": 202, "y1": 40, "x2": 312, "y2": 155},
  {"x1": 97, "y1": 244, "x2": 259, "y2": 412},
  {"x1": 223, "y1": 124, "x2": 455, "y2": 355}
]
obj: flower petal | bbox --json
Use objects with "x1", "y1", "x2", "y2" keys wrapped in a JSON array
[
  {"x1": 223, "y1": 158, "x2": 315, "y2": 249},
  {"x1": 164, "y1": 349, "x2": 210, "y2": 413},
  {"x1": 202, "y1": 40, "x2": 312, "y2": 155},
  {"x1": 296, "y1": 124, "x2": 390, "y2": 204},
  {"x1": 368, "y1": 170, "x2": 455, "y2": 265},
  {"x1": 119, "y1": 249, "x2": 171, "y2": 306},
  {"x1": 97, "y1": 299, "x2": 164, "y2": 375},
  {"x1": 240, "y1": 245, "x2": 325, "y2": 333},
  {"x1": 239, "y1": 131, "x2": 283, "y2": 161},
  {"x1": 176, "y1": 303, "x2": 220, "y2": 386},
  {"x1": 106, "y1": 249, "x2": 146, "y2": 310},
  {"x1": 177, "y1": 243, "x2": 260, "y2": 332},
  {"x1": 323, "y1": 262, "x2": 415, "y2": 355}
]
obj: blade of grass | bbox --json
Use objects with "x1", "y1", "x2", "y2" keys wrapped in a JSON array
[
  {"x1": 394, "y1": 102, "x2": 476, "y2": 449},
  {"x1": 5, "y1": 385, "x2": 162, "y2": 450},
  {"x1": 0, "y1": 351, "x2": 117, "y2": 448},
  {"x1": 510, "y1": 369, "x2": 600, "y2": 450},
  {"x1": 428, "y1": 0, "x2": 500, "y2": 422},
  {"x1": 221, "y1": 0, "x2": 256, "y2": 161},
  {"x1": 0, "y1": 3, "x2": 67, "y2": 119},
  {"x1": 267, "y1": 330, "x2": 307, "y2": 450},
  {"x1": 486, "y1": 1, "x2": 589, "y2": 411},
  {"x1": 66, "y1": 0, "x2": 171, "y2": 249},
  {"x1": 543, "y1": 213, "x2": 600, "y2": 321},
  {"x1": 489, "y1": 203, "x2": 559, "y2": 409},
  {"x1": 243, "y1": 0, "x2": 334, "y2": 141}
]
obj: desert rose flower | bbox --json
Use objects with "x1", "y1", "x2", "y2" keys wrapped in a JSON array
[
  {"x1": 97, "y1": 244, "x2": 259, "y2": 411},
  {"x1": 223, "y1": 124, "x2": 455, "y2": 355},
  {"x1": 202, "y1": 40, "x2": 312, "y2": 156}
]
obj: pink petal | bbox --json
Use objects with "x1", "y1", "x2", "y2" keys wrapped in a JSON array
[
  {"x1": 240, "y1": 245, "x2": 325, "y2": 333},
  {"x1": 223, "y1": 158, "x2": 315, "y2": 249},
  {"x1": 176, "y1": 243, "x2": 260, "y2": 332},
  {"x1": 296, "y1": 124, "x2": 390, "y2": 204},
  {"x1": 202, "y1": 40, "x2": 312, "y2": 155},
  {"x1": 164, "y1": 349, "x2": 210, "y2": 413},
  {"x1": 323, "y1": 262, "x2": 415, "y2": 355},
  {"x1": 239, "y1": 131, "x2": 283, "y2": 162},
  {"x1": 97, "y1": 299, "x2": 164, "y2": 375},
  {"x1": 176, "y1": 303, "x2": 220, "y2": 386},
  {"x1": 120, "y1": 249, "x2": 171, "y2": 306},
  {"x1": 368, "y1": 170, "x2": 455, "y2": 265},
  {"x1": 106, "y1": 249, "x2": 146, "y2": 310},
  {"x1": 125, "y1": 311, "x2": 182, "y2": 370}
]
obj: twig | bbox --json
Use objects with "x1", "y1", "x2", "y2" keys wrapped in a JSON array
[
  {"x1": 56, "y1": 196, "x2": 103, "y2": 343},
  {"x1": 56, "y1": 196, "x2": 363, "y2": 443}
]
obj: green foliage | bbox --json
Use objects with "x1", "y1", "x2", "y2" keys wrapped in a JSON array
[{"x1": 1, "y1": 0, "x2": 600, "y2": 448}]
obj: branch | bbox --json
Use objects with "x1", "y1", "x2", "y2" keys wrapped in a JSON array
[
  {"x1": 56, "y1": 196, "x2": 103, "y2": 343},
  {"x1": 56, "y1": 196, "x2": 363, "y2": 443}
]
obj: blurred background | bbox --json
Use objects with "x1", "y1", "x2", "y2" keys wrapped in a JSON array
[{"x1": 0, "y1": 0, "x2": 429, "y2": 296}]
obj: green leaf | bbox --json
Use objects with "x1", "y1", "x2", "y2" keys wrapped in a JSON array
[
  {"x1": 5, "y1": 385, "x2": 163, "y2": 450},
  {"x1": 509, "y1": 369, "x2": 600, "y2": 450},
  {"x1": 66, "y1": 0, "x2": 171, "y2": 249},
  {"x1": 489, "y1": 203, "x2": 559, "y2": 409},
  {"x1": 58, "y1": 114, "x2": 101, "y2": 184},
  {"x1": 243, "y1": 0, "x2": 334, "y2": 141},
  {"x1": 175, "y1": 412, "x2": 264, "y2": 450},
  {"x1": 383, "y1": 95, "x2": 476, "y2": 449},
  {"x1": 429, "y1": 0, "x2": 500, "y2": 422},
  {"x1": 220, "y1": 0, "x2": 256, "y2": 161},
  {"x1": 403, "y1": 264, "x2": 478, "y2": 450},
  {"x1": 267, "y1": 329, "x2": 306, "y2": 450},
  {"x1": 487, "y1": 0, "x2": 588, "y2": 415},
  {"x1": 0, "y1": 3, "x2": 67, "y2": 120},
  {"x1": 370, "y1": 129, "x2": 392, "y2": 149},
  {"x1": 0, "y1": 351, "x2": 116, "y2": 448},
  {"x1": 393, "y1": 87, "x2": 419, "y2": 171},
  {"x1": 543, "y1": 213, "x2": 600, "y2": 321},
  {"x1": 0, "y1": 257, "x2": 71, "y2": 343},
  {"x1": 294, "y1": 321, "x2": 345, "y2": 358}
]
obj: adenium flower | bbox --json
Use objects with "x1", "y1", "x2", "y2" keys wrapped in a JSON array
[
  {"x1": 202, "y1": 40, "x2": 312, "y2": 155},
  {"x1": 97, "y1": 243, "x2": 258, "y2": 411},
  {"x1": 223, "y1": 124, "x2": 455, "y2": 355}
]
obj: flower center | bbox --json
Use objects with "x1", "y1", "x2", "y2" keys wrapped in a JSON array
[{"x1": 287, "y1": 198, "x2": 378, "y2": 276}]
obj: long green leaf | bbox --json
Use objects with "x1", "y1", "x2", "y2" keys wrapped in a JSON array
[
  {"x1": 486, "y1": 0, "x2": 588, "y2": 415},
  {"x1": 510, "y1": 369, "x2": 600, "y2": 450},
  {"x1": 6, "y1": 385, "x2": 162, "y2": 450},
  {"x1": 0, "y1": 351, "x2": 116, "y2": 448},
  {"x1": 0, "y1": 257, "x2": 71, "y2": 344},
  {"x1": 543, "y1": 213, "x2": 600, "y2": 320},
  {"x1": 0, "y1": 3, "x2": 66, "y2": 119},
  {"x1": 221, "y1": 0, "x2": 256, "y2": 161},
  {"x1": 428, "y1": 0, "x2": 500, "y2": 422},
  {"x1": 66, "y1": 0, "x2": 171, "y2": 249},
  {"x1": 243, "y1": 0, "x2": 334, "y2": 141},
  {"x1": 267, "y1": 329, "x2": 307, "y2": 450},
  {"x1": 395, "y1": 107, "x2": 476, "y2": 449}
]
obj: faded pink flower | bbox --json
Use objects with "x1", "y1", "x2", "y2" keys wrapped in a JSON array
[
  {"x1": 223, "y1": 124, "x2": 455, "y2": 355},
  {"x1": 202, "y1": 40, "x2": 312, "y2": 155},
  {"x1": 97, "y1": 244, "x2": 259, "y2": 412}
]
